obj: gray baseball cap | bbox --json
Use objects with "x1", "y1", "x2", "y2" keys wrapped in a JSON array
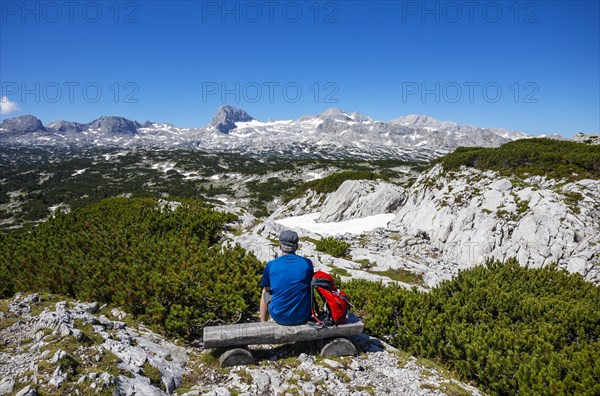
[{"x1": 279, "y1": 230, "x2": 299, "y2": 252}]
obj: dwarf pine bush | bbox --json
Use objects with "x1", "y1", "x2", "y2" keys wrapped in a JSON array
[
  {"x1": 0, "y1": 197, "x2": 264, "y2": 339},
  {"x1": 436, "y1": 138, "x2": 600, "y2": 181},
  {"x1": 342, "y1": 258, "x2": 600, "y2": 395},
  {"x1": 315, "y1": 236, "x2": 351, "y2": 258}
]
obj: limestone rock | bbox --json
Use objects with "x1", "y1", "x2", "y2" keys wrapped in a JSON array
[
  {"x1": 0, "y1": 294, "x2": 188, "y2": 396},
  {"x1": 0, "y1": 377, "x2": 15, "y2": 395},
  {"x1": 317, "y1": 180, "x2": 405, "y2": 223},
  {"x1": 48, "y1": 366, "x2": 67, "y2": 387},
  {"x1": 15, "y1": 386, "x2": 37, "y2": 396},
  {"x1": 49, "y1": 350, "x2": 66, "y2": 364},
  {"x1": 387, "y1": 164, "x2": 600, "y2": 285}
]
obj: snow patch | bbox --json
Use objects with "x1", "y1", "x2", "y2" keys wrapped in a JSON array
[
  {"x1": 275, "y1": 212, "x2": 395, "y2": 236},
  {"x1": 151, "y1": 162, "x2": 176, "y2": 173},
  {"x1": 305, "y1": 171, "x2": 325, "y2": 181}
]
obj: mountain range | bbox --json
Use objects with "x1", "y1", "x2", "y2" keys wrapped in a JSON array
[{"x1": 0, "y1": 105, "x2": 563, "y2": 160}]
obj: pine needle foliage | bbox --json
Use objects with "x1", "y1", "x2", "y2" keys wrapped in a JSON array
[
  {"x1": 315, "y1": 236, "x2": 351, "y2": 258},
  {"x1": 342, "y1": 258, "x2": 600, "y2": 395},
  {"x1": 0, "y1": 197, "x2": 264, "y2": 339},
  {"x1": 436, "y1": 138, "x2": 600, "y2": 181}
]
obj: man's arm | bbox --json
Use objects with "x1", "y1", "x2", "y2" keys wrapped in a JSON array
[{"x1": 260, "y1": 287, "x2": 271, "y2": 322}]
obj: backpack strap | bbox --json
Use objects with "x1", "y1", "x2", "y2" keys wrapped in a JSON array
[{"x1": 310, "y1": 283, "x2": 325, "y2": 325}]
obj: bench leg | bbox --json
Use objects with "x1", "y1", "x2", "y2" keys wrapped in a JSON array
[
  {"x1": 320, "y1": 337, "x2": 357, "y2": 357},
  {"x1": 219, "y1": 347, "x2": 255, "y2": 367}
]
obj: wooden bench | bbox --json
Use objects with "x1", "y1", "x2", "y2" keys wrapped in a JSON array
[{"x1": 203, "y1": 314, "x2": 364, "y2": 367}]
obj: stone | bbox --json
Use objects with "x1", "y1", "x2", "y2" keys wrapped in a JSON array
[
  {"x1": 322, "y1": 358, "x2": 344, "y2": 369},
  {"x1": 250, "y1": 371, "x2": 270, "y2": 392},
  {"x1": 214, "y1": 387, "x2": 231, "y2": 396},
  {"x1": 297, "y1": 353, "x2": 313, "y2": 364},
  {"x1": 490, "y1": 178, "x2": 512, "y2": 191},
  {"x1": 75, "y1": 302, "x2": 99, "y2": 314},
  {"x1": 50, "y1": 350, "x2": 66, "y2": 363},
  {"x1": 0, "y1": 377, "x2": 15, "y2": 395},
  {"x1": 99, "y1": 372, "x2": 114, "y2": 386},
  {"x1": 57, "y1": 323, "x2": 71, "y2": 337},
  {"x1": 15, "y1": 385, "x2": 37, "y2": 396},
  {"x1": 317, "y1": 180, "x2": 405, "y2": 223},
  {"x1": 350, "y1": 360, "x2": 364, "y2": 371},
  {"x1": 111, "y1": 309, "x2": 127, "y2": 320},
  {"x1": 302, "y1": 382, "x2": 317, "y2": 393},
  {"x1": 203, "y1": 388, "x2": 231, "y2": 396},
  {"x1": 48, "y1": 366, "x2": 67, "y2": 387}
]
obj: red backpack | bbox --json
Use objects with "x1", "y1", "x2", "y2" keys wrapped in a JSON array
[{"x1": 311, "y1": 270, "x2": 352, "y2": 326}]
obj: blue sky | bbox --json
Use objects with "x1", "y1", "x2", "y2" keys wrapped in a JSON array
[{"x1": 1, "y1": 0, "x2": 599, "y2": 136}]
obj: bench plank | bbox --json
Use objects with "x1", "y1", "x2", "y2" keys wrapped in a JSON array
[{"x1": 203, "y1": 314, "x2": 364, "y2": 348}]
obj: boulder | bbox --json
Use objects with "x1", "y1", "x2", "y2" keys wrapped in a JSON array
[
  {"x1": 317, "y1": 180, "x2": 404, "y2": 223},
  {"x1": 0, "y1": 377, "x2": 15, "y2": 395}
]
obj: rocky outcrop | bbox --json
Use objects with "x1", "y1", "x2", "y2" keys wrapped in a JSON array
[
  {"x1": 387, "y1": 165, "x2": 600, "y2": 284},
  {"x1": 210, "y1": 105, "x2": 254, "y2": 133},
  {"x1": 0, "y1": 115, "x2": 46, "y2": 133},
  {"x1": 1, "y1": 293, "x2": 482, "y2": 396},
  {"x1": 317, "y1": 180, "x2": 405, "y2": 223},
  {"x1": 0, "y1": 293, "x2": 187, "y2": 396},
  {"x1": 190, "y1": 335, "x2": 481, "y2": 396},
  {"x1": 239, "y1": 163, "x2": 598, "y2": 288},
  {"x1": 86, "y1": 116, "x2": 141, "y2": 135},
  {"x1": 572, "y1": 132, "x2": 600, "y2": 145},
  {"x1": 269, "y1": 190, "x2": 326, "y2": 219},
  {"x1": 46, "y1": 121, "x2": 87, "y2": 133}
]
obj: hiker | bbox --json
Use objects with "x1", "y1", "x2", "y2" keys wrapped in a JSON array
[{"x1": 260, "y1": 230, "x2": 314, "y2": 325}]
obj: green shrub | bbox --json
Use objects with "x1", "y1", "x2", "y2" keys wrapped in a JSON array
[
  {"x1": 342, "y1": 258, "x2": 600, "y2": 395},
  {"x1": 0, "y1": 197, "x2": 264, "y2": 339},
  {"x1": 330, "y1": 266, "x2": 350, "y2": 277},
  {"x1": 436, "y1": 138, "x2": 600, "y2": 181},
  {"x1": 516, "y1": 199, "x2": 530, "y2": 214},
  {"x1": 143, "y1": 361, "x2": 163, "y2": 389},
  {"x1": 367, "y1": 268, "x2": 424, "y2": 286},
  {"x1": 563, "y1": 191, "x2": 583, "y2": 215},
  {"x1": 315, "y1": 237, "x2": 350, "y2": 258}
]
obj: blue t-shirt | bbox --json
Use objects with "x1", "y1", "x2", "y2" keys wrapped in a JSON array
[{"x1": 260, "y1": 253, "x2": 314, "y2": 325}]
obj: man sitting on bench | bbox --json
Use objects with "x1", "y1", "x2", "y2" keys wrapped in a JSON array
[{"x1": 259, "y1": 230, "x2": 314, "y2": 325}]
